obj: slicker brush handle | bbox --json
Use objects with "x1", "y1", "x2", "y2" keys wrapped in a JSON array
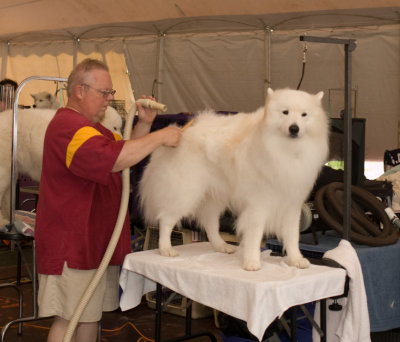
[{"x1": 136, "y1": 98, "x2": 167, "y2": 112}]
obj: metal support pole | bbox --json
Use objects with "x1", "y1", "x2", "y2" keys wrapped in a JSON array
[
  {"x1": 320, "y1": 300, "x2": 327, "y2": 342},
  {"x1": 155, "y1": 283, "x2": 162, "y2": 342},
  {"x1": 185, "y1": 300, "x2": 192, "y2": 337},
  {"x1": 290, "y1": 307, "x2": 297, "y2": 342},
  {"x1": 299, "y1": 36, "x2": 357, "y2": 241}
]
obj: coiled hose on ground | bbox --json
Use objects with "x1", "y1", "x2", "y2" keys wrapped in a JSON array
[{"x1": 314, "y1": 182, "x2": 398, "y2": 246}]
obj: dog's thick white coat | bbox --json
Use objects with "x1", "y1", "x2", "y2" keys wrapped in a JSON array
[
  {"x1": 0, "y1": 106, "x2": 123, "y2": 225},
  {"x1": 139, "y1": 88, "x2": 329, "y2": 270}
]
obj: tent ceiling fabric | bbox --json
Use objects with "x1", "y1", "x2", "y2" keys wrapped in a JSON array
[
  {"x1": 0, "y1": 0, "x2": 399, "y2": 41},
  {"x1": 1, "y1": 1, "x2": 400, "y2": 162}
]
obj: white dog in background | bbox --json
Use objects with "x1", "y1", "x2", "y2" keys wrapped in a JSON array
[
  {"x1": 139, "y1": 88, "x2": 329, "y2": 270},
  {"x1": 31, "y1": 91, "x2": 60, "y2": 109},
  {"x1": 0, "y1": 106, "x2": 123, "y2": 225}
]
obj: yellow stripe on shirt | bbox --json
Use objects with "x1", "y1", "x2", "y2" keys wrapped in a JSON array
[
  {"x1": 113, "y1": 132, "x2": 122, "y2": 141},
  {"x1": 66, "y1": 126, "x2": 102, "y2": 168}
]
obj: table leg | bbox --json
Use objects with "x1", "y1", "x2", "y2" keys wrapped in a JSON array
[
  {"x1": 290, "y1": 307, "x2": 297, "y2": 342},
  {"x1": 320, "y1": 299, "x2": 327, "y2": 342},
  {"x1": 155, "y1": 283, "x2": 162, "y2": 342}
]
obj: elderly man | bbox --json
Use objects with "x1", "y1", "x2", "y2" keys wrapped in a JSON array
[{"x1": 35, "y1": 58, "x2": 182, "y2": 342}]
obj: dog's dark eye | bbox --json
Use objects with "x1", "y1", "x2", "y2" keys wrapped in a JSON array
[
  {"x1": 302, "y1": 112, "x2": 307, "y2": 117},
  {"x1": 282, "y1": 110, "x2": 289, "y2": 115}
]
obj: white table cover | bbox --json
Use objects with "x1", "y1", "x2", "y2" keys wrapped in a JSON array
[{"x1": 119, "y1": 242, "x2": 346, "y2": 341}]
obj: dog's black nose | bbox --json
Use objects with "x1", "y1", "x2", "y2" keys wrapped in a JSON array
[{"x1": 289, "y1": 124, "x2": 299, "y2": 137}]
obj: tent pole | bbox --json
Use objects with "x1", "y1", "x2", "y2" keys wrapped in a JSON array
[
  {"x1": 154, "y1": 31, "x2": 165, "y2": 103},
  {"x1": 73, "y1": 36, "x2": 80, "y2": 67},
  {"x1": 0, "y1": 42, "x2": 9, "y2": 80},
  {"x1": 122, "y1": 40, "x2": 136, "y2": 105}
]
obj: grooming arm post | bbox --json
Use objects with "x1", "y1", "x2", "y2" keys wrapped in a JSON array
[{"x1": 299, "y1": 36, "x2": 357, "y2": 241}]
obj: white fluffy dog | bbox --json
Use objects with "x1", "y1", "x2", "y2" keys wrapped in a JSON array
[
  {"x1": 0, "y1": 106, "x2": 123, "y2": 225},
  {"x1": 139, "y1": 88, "x2": 329, "y2": 270},
  {"x1": 31, "y1": 91, "x2": 59, "y2": 109}
]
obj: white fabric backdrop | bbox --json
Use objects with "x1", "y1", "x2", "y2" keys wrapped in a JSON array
[{"x1": 1, "y1": 24, "x2": 399, "y2": 160}]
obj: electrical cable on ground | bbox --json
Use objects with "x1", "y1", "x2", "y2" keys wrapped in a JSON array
[{"x1": 0, "y1": 320, "x2": 154, "y2": 342}]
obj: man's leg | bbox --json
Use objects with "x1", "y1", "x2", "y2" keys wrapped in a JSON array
[
  {"x1": 47, "y1": 316, "x2": 98, "y2": 342},
  {"x1": 75, "y1": 321, "x2": 98, "y2": 342},
  {"x1": 47, "y1": 316, "x2": 71, "y2": 342}
]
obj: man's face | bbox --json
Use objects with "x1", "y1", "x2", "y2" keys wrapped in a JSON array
[{"x1": 80, "y1": 69, "x2": 114, "y2": 124}]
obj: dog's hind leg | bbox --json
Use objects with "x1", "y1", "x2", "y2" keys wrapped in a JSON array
[
  {"x1": 236, "y1": 208, "x2": 266, "y2": 271},
  {"x1": 280, "y1": 210, "x2": 310, "y2": 269},
  {"x1": 196, "y1": 201, "x2": 236, "y2": 254}
]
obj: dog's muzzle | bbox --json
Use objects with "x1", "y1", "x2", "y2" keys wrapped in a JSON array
[{"x1": 289, "y1": 124, "x2": 299, "y2": 138}]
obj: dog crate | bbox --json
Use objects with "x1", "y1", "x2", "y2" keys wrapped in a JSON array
[
  {"x1": 109, "y1": 99, "x2": 127, "y2": 118},
  {"x1": 144, "y1": 225, "x2": 213, "y2": 319},
  {"x1": 143, "y1": 225, "x2": 206, "y2": 250}
]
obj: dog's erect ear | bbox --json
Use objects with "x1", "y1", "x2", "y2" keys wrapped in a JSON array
[
  {"x1": 316, "y1": 91, "x2": 324, "y2": 101},
  {"x1": 267, "y1": 88, "x2": 274, "y2": 96}
]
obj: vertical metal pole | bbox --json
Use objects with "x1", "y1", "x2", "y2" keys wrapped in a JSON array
[
  {"x1": 32, "y1": 240, "x2": 38, "y2": 317},
  {"x1": 73, "y1": 37, "x2": 80, "y2": 67},
  {"x1": 122, "y1": 40, "x2": 137, "y2": 105},
  {"x1": 320, "y1": 300, "x2": 327, "y2": 342},
  {"x1": 155, "y1": 283, "x2": 162, "y2": 342},
  {"x1": 290, "y1": 307, "x2": 297, "y2": 342},
  {"x1": 16, "y1": 243, "x2": 21, "y2": 285},
  {"x1": 155, "y1": 32, "x2": 165, "y2": 101},
  {"x1": 343, "y1": 44, "x2": 352, "y2": 241},
  {"x1": 185, "y1": 300, "x2": 192, "y2": 336},
  {"x1": 1, "y1": 42, "x2": 9, "y2": 80},
  {"x1": 298, "y1": 36, "x2": 356, "y2": 241}
]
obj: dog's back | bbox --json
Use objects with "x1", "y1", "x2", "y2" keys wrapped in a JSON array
[{"x1": 139, "y1": 109, "x2": 264, "y2": 223}]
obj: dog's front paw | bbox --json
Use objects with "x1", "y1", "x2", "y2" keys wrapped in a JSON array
[
  {"x1": 214, "y1": 242, "x2": 237, "y2": 254},
  {"x1": 159, "y1": 246, "x2": 179, "y2": 257},
  {"x1": 288, "y1": 257, "x2": 310, "y2": 269},
  {"x1": 242, "y1": 259, "x2": 261, "y2": 271}
]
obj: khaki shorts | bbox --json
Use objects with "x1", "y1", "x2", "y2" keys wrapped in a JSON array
[{"x1": 38, "y1": 262, "x2": 120, "y2": 322}]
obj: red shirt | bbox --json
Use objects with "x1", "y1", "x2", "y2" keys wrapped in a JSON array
[{"x1": 35, "y1": 108, "x2": 131, "y2": 275}]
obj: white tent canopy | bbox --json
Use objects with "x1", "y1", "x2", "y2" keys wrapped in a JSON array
[{"x1": 1, "y1": 0, "x2": 400, "y2": 160}]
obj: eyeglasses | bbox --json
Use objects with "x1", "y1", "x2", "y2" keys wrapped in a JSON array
[{"x1": 81, "y1": 83, "x2": 116, "y2": 98}]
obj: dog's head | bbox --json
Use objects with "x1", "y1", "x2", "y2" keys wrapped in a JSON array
[
  {"x1": 264, "y1": 88, "x2": 327, "y2": 139},
  {"x1": 101, "y1": 106, "x2": 124, "y2": 137},
  {"x1": 31, "y1": 92, "x2": 59, "y2": 109}
]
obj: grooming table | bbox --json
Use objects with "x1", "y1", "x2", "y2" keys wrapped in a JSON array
[{"x1": 119, "y1": 242, "x2": 346, "y2": 341}]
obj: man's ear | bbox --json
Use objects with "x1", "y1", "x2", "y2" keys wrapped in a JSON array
[{"x1": 74, "y1": 84, "x2": 84, "y2": 100}]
